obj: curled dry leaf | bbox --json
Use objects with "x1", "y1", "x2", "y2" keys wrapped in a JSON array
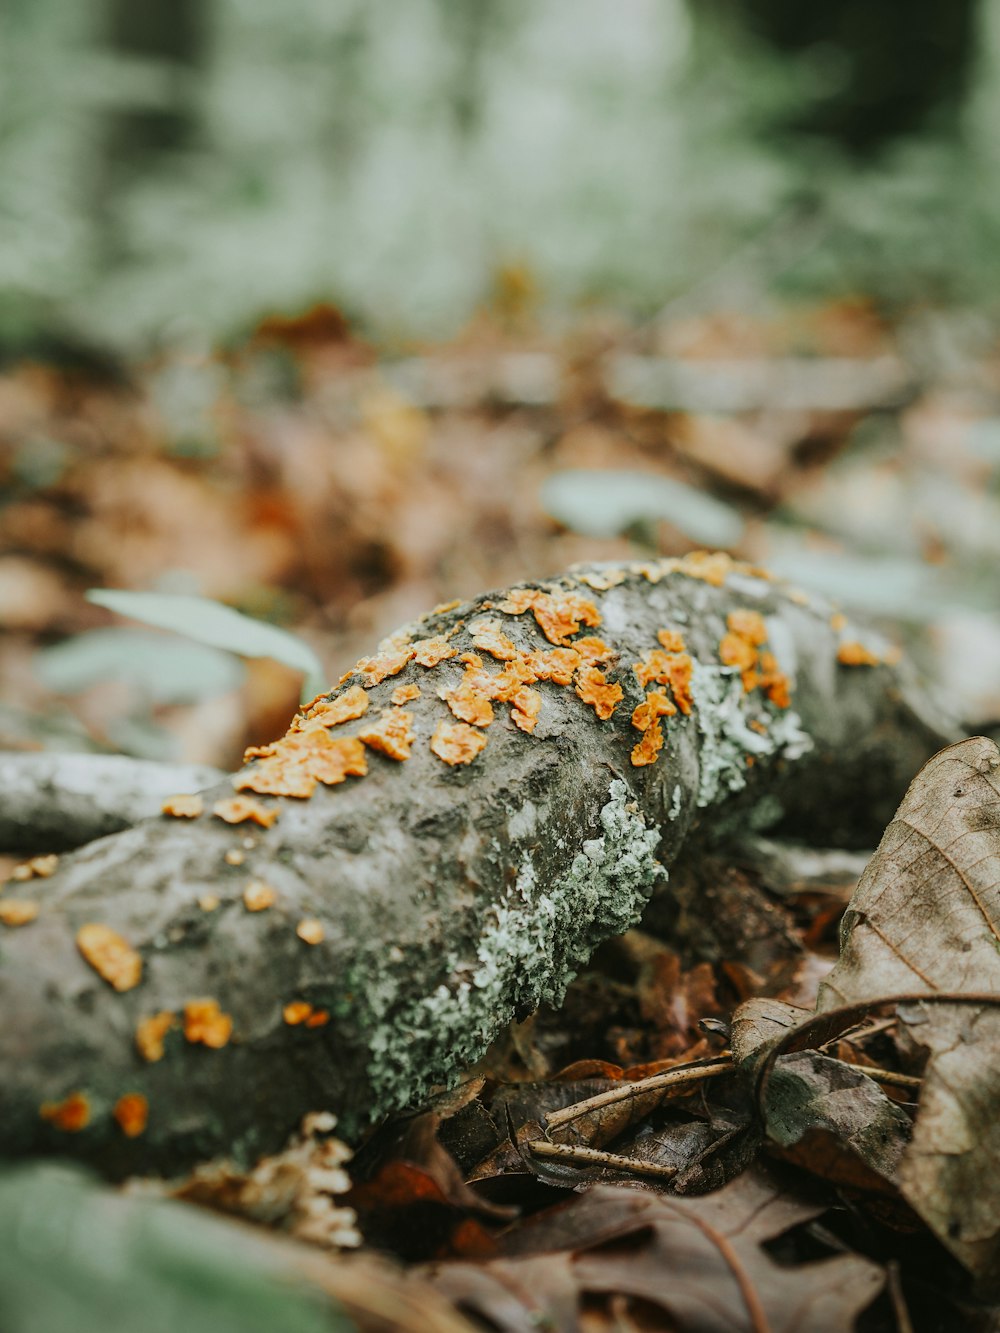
[
  {"x1": 740, "y1": 738, "x2": 1000, "y2": 1290},
  {"x1": 430, "y1": 1169, "x2": 883, "y2": 1333}
]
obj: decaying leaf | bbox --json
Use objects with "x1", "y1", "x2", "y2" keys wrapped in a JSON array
[{"x1": 429, "y1": 1169, "x2": 883, "y2": 1332}]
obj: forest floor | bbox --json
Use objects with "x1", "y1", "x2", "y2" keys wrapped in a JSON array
[{"x1": 4, "y1": 295, "x2": 1000, "y2": 1330}]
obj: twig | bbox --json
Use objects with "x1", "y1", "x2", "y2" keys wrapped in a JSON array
[
  {"x1": 846, "y1": 1064, "x2": 922, "y2": 1092},
  {"x1": 529, "y1": 1139, "x2": 677, "y2": 1180},
  {"x1": 545, "y1": 1057, "x2": 733, "y2": 1130}
]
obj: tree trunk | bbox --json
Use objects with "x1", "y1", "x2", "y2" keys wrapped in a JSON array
[{"x1": 0, "y1": 555, "x2": 954, "y2": 1178}]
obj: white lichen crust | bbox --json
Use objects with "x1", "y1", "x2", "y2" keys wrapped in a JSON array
[{"x1": 361, "y1": 780, "x2": 662, "y2": 1117}]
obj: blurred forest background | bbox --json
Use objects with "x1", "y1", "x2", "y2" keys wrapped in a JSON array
[{"x1": 3, "y1": 0, "x2": 1000, "y2": 776}]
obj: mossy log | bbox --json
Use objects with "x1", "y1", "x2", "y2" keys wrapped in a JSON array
[{"x1": 0, "y1": 555, "x2": 954, "y2": 1178}]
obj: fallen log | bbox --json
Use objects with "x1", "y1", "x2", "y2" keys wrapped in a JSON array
[{"x1": 0, "y1": 553, "x2": 954, "y2": 1178}]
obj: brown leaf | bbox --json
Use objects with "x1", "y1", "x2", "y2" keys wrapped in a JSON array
[
  {"x1": 430, "y1": 1169, "x2": 883, "y2": 1332},
  {"x1": 770, "y1": 738, "x2": 1000, "y2": 1288}
]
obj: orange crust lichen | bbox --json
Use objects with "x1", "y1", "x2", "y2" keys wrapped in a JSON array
[
  {"x1": 183, "y1": 998, "x2": 234, "y2": 1049},
  {"x1": 161, "y1": 793, "x2": 204, "y2": 819},
  {"x1": 510, "y1": 686, "x2": 542, "y2": 733},
  {"x1": 136, "y1": 1011, "x2": 176, "y2": 1062},
  {"x1": 40, "y1": 1091, "x2": 90, "y2": 1132},
  {"x1": 357, "y1": 708, "x2": 416, "y2": 760},
  {"x1": 497, "y1": 586, "x2": 601, "y2": 646},
  {"x1": 443, "y1": 680, "x2": 495, "y2": 727},
  {"x1": 470, "y1": 619, "x2": 519, "y2": 661},
  {"x1": 243, "y1": 880, "x2": 277, "y2": 912},
  {"x1": 358, "y1": 646, "x2": 415, "y2": 686},
  {"x1": 391, "y1": 682, "x2": 421, "y2": 705},
  {"x1": 718, "y1": 610, "x2": 791, "y2": 709},
  {"x1": 574, "y1": 665, "x2": 623, "y2": 720},
  {"x1": 113, "y1": 1093, "x2": 149, "y2": 1138},
  {"x1": 283, "y1": 1000, "x2": 330, "y2": 1028},
  {"x1": 302, "y1": 684, "x2": 369, "y2": 727},
  {"x1": 523, "y1": 647, "x2": 580, "y2": 686},
  {"x1": 631, "y1": 718, "x2": 665, "y2": 767},
  {"x1": 76, "y1": 923, "x2": 142, "y2": 992},
  {"x1": 296, "y1": 918, "x2": 325, "y2": 945},
  {"x1": 430, "y1": 720, "x2": 489, "y2": 766},
  {"x1": 837, "y1": 640, "x2": 881, "y2": 667},
  {"x1": 0, "y1": 899, "x2": 39, "y2": 927},
  {"x1": 631, "y1": 690, "x2": 676, "y2": 731},
  {"x1": 412, "y1": 636, "x2": 458, "y2": 668},
  {"x1": 213, "y1": 796, "x2": 279, "y2": 827}
]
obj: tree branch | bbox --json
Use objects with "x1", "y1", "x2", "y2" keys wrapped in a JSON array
[{"x1": 0, "y1": 555, "x2": 955, "y2": 1177}]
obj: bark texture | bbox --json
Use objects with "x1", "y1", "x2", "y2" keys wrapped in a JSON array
[
  {"x1": 0, "y1": 557, "x2": 954, "y2": 1177},
  {"x1": 0, "y1": 753, "x2": 224, "y2": 853}
]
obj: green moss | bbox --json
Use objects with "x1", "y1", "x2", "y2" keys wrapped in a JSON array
[{"x1": 360, "y1": 779, "x2": 662, "y2": 1118}]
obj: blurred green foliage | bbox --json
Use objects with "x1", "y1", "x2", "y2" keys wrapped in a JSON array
[{"x1": 3, "y1": 0, "x2": 1000, "y2": 353}]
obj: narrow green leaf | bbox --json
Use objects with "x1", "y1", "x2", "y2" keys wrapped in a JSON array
[
  {"x1": 541, "y1": 469, "x2": 744, "y2": 547},
  {"x1": 86, "y1": 590, "x2": 327, "y2": 703}
]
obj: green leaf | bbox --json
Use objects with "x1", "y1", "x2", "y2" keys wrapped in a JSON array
[
  {"x1": 0, "y1": 1164, "x2": 354, "y2": 1333},
  {"x1": 37, "y1": 629, "x2": 246, "y2": 706},
  {"x1": 86, "y1": 590, "x2": 327, "y2": 703},
  {"x1": 540, "y1": 469, "x2": 744, "y2": 548}
]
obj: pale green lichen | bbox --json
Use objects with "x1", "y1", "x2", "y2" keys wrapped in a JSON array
[
  {"x1": 360, "y1": 779, "x2": 662, "y2": 1118},
  {"x1": 689, "y1": 659, "x2": 812, "y2": 809}
]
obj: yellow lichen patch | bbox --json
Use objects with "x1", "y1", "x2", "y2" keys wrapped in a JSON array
[
  {"x1": 430, "y1": 720, "x2": 489, "y2": 766},
  {"x1": 497, "y1": 587, "x2": 540, "y2": 615},
  {"x1": 243, "y1": 879, "x2": 277, "y2": 912},
  {"x1": 720, "y1": 631, "x2": 757, "y2": 677},
  {"x1": 135, "y1": 1011, "x2": 176, "y2": 1062},
  {"x1": 676, "y1": 550, "x2": 734, "y2": 587},
  {"x1": 575, "y1": 666, "x2": 623, "y2": 720},
  {"x1": 235, "y1": 758, "x2": 316, "y2": 798},
  {"x1": 76, "y1": 923, "x2": 142, "y2": 992},
  {"x1": 224, "y1": 848, "x2": 245, "y2": 866},
  {"x1": 283, "y1": 1001, "x2": 330, "y2": 1029},
  {"x1": 40, "y1": 1091, "x2": 90, "y2": 1133},
  {"x1": 183, "y1": 998, "x2": 233, "y2": 1049},
  {"x1": 660, "y1": 654, "x2": 694, "y2": 714},
  {"x1": 444, "y1": 681, "x2": 495, "y2": 727},
  {"x1": 631, "y1": 690, "x2": 676, "y2": 732},
  {"x1": 726, "y1": 609, "x2": 768, "y2": 647},
  {"x1": 213, "y1": 796, "x2": 280, "y2": 827},
  {"x1": 306, "y1": 684, "x2": 370, "y2": 726},
  {"x1": 511, "y1": 686, "x2": 542, "y2": 734},
  {"x1": 431, "y1": 599, "x2": 462, "y2": 616},
  {"x1": 758, "y1": 651, "x2": 791, "y2": 708},
  {"x1": 0, "y1": 899, "x2": 39, "y2": 927},
  {"x1": 524, "y1": 647, "x2": 581, "y2": 686},
  {"x1": 358, "y1": 646, "x2": 414, "y2": 686},
  {"x1": 411, "y1": 636, "x2": 457, "y2": 668},
  {"x1": 656, "y1": 628, "x2": 686, "y2": 653},
  {"x1": 470, "y1": 619, "x2": 519, "y2": 661},
  {"x1": 830, "y1": 612, "x2": 847, "y2": 633},
  {"x1": 161, "y1": 793, "x2": 204, "y2": 819},
  {"x1": 198, "y1": 894, "x2": 220, "y2": 912},
  {"x1": 305, "y1": 736, "x2": 368, "y2": 786},
  {"x1": 113, "y1": 1093, "x2": 149, "y2": 1138},
  {"x1": 532, "y1": 590, "x2": 602, "y2": 646},
  {"x1": 391, "y1": 682, "x2": 421, "y2": 705},
  {"x1": 358, "y1": 708, "x2": 416, "y2": 760},
  {"x1": 576, "y1": 569, "x2": 626, "y2": 591},
  {"x1": 296, "y1": 918, "x2": 325, "y2": 945},
  {"x1": 633, "y1": 647, "x2": 695, "y2": 711},
  {"x1": 720, "y1": 612, "x2": 791, "y2": 708},
  {"x1": 573, "y1": 636, "x2": 613, "y2": 665},
  {"x1": 11, "y1": 854, "x2": 60, "y2": 881},
  {"x1": 837, "y1": 640, "x2": 881, "y2": 667},
  {"x1": 631, "y1": 718, "x2": 664, "y2": 767}
]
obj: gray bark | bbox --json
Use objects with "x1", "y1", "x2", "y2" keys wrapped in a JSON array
[
  {"x1": 0, "y1": 559, "x2": 954, "y2": 1178},
  {"x1": 0, "y1": 753, "x2": 224, "y2": 853}
]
